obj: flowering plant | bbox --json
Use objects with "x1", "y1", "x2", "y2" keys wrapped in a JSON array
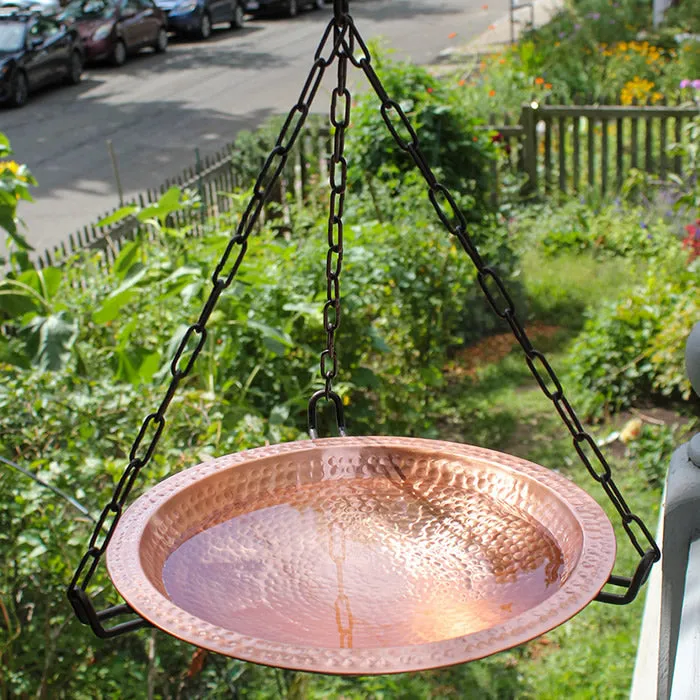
[
  {"x1": 682, "y1": 219, "x2": 700, "y2": 262},
  {"x1": 0, "y1": 132, "x2": 36, "y2": 252},
  {"x1": 602, "y1": 41, "x2": 670, "y2": 103}
]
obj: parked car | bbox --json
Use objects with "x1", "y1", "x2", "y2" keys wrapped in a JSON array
[
  {"x1": 0, "y1": 0, "x2": 61, "y2": 17},
  {"x1": 59, "y1": 0, "x2": 167, "y2": 65},
  {"x1": 0, "y1": 9, "x2": 84, "y2": 107},
  {"x1": 154, "y1": 0, "x2": 243, "y2": 40},
  {"x1": 244, "y1": 0, "x2": 326, "y2": 19}
]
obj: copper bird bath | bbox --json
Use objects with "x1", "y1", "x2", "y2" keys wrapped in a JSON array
[
  {"x1": 68, "y1": 0, "x2": 660, "y2": 670},
  {"x1": 106, "y1": 438, "x2": 615, "y2": 674}
]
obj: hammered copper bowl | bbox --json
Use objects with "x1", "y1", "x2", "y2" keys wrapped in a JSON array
[{"x1": 106, "y1": 437, "x2": 616, "y2": 674}]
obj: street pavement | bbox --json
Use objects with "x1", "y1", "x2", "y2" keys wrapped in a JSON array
[{"x1": 2, "y1": 0, "x2": 511, "y2": 256}]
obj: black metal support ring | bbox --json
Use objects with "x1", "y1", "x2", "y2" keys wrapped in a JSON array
[{"x1": 308, "y1": 389, "x2": 347, "y2": 439}]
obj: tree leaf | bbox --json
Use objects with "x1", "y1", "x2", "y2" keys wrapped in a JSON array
[
  {"x1": 247, "y1": 320, "x2": 294, "y2": 349},
  {"x1": 137, "y1": 187, "x2": 182, "y2": 223},
  {"x1": 24, "y1": 312, "x2": 79, "y2": 371},
  {"x1": 113, "y1": 347, "x2": 161, "y2": 384},
  {"x1": 112, "y1": 239, "x2": 144, "y2": 281},
  {"x1": 92, "y1": 266, "x2": 148, "y2": 324},
  {"x1": 269, "y1": 404, "x2": 290, "y2": 425},
  {"x1": 95, "y1": 206, "x2": 138, "y2": 228}
]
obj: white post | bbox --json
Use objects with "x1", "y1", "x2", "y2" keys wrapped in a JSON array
[{"x1": 631, "y1": 321, "x2": 700, "y2": 700}]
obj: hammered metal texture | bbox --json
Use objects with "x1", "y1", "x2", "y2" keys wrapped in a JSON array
[{"x1": 106, "y1": 437, "x2": 616, "y2": 674}]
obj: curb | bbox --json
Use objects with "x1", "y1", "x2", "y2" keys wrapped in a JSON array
[{"x1": 438, "y1": 0, "x2": 565, "y2": 61}]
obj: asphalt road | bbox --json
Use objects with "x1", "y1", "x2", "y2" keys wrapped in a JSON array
[{"x1": 3, "y1": 0, "x2": 506, "y2": 255}]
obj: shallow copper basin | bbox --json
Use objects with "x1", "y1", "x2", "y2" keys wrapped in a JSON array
[{"x1": 107, "y1": 437, "x2": 616, "y2": 674}]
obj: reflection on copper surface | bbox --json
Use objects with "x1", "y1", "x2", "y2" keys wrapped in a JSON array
[
  {"x1": 327, "y1": 520, "x2": 353, "y2": 648},
  {"x1": 108, "y1": 437, "x2": 617, "y2": 674},
  {"x1": 162, "y1": 476, "x2": 564, "y2": 649}
]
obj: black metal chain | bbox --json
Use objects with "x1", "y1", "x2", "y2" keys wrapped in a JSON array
[
  {"x1": 69, "y1": 7, "x2": 659, "y2": 640},
  {"x1": 308, "y1": 2, "x2": 350, "y2": 440},
  {"x1": 339, "y1": 19, "x2": 659, "y2": 604},
  {"x1": 67, "y1": 16, "x2": 349, "y2": 638}
]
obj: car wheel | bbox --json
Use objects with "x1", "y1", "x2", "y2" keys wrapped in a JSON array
[
  {"x1": 230, "y1": 1, "x2": 244, "y2": 28},
  {"x1": 10, "y1": 71, "x2": 28, "y2": 108},
  {"x1": 198, "y1": 12, "x2": 212, "y2": 39},
  {"x1": 66, "y1": 50, "x2": 83, "y2": 85},
  {"x1": 154, "y1": 27, "x2": 168, "y2": 52},
  {"x1": 111, "y1": 39, "x2": 127, "y2": 67},
  {"x1": 286, "y1": 0, "x2": 297, "y2": 17}
]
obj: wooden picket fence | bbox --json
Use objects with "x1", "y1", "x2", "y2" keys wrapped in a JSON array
[
  {"x1": 35, "y1": 102, "x2": 699, "y2": 268},
  {"x1": 485, "y1": 102, "x2": 699, "y2": 198},
  {"x1": 36, "y1": 123, "x2": 332, "y2": 268}
]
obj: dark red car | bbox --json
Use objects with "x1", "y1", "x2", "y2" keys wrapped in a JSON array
[{"x1": 60, "y1": 0, "x2": 167, "y2": 66}]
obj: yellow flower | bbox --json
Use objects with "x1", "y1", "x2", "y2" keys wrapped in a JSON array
[
  {"x1": 620, "y1": 76, "x2": 656, "y2": 105},
  {"x1": 0, "y1": 160, "x2": 30, "y2": 186},
  {"x1": 0, "y1": 160, "x2": 21, "y2": 175}
]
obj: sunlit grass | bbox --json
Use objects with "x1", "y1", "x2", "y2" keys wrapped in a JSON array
[{"x1": 520, "y1": 250, "x2": 646, "y2": 329}]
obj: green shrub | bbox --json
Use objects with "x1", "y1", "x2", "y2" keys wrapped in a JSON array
[
  {"x1": 535, "y1": 200, "x2": 687, "y2": 265},
  {"x1": 509, "y1": 200, "x2": 685, "y2": 330},
  {"x1": 345, "y1": 44, "x2": 498, "y2": 221},
  {"x1": 521, "y1": 250, "x2": 637, "y2": 329},
  {"x1": 566, "y1": 272, "x2": 698, "y2": 416},
  {"x1": 627, "y1": 423, "x2": 679, "y2": 487},
  {"x1": 508, "y1": 0, "x2": 694, "y2": 102}
]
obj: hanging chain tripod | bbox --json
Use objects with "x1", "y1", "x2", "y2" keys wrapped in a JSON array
[{"x1": 68, "y1": 0, "x2": 659, "y2": 639}]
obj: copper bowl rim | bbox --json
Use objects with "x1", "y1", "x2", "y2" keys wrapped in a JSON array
[{"x1": 106, "y1": 436, "x2": 616, "y2": 675}]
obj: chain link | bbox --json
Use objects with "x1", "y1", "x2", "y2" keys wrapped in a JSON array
[
  {"x1": 68, "y1": 16, "x2": 348, "y2": 637},
  {"x1": 307, "y1": 10, "x2": 351, "y2": 439},
  {"x1": 352, "y1": 32, "x2": 659, "y2": 604}
]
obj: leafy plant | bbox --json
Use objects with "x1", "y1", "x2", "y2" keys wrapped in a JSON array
[
  {"x1": 566, "y1": 272, "x2": 697, "y2": 416},
  {"x1": 0, "y1": 132, "x2": 36, "y2": 255},
  {"x1": 667, "y1": 115, "x2": 700, "y2": 221},
  {"x1": 536, "y1": 199, "x2": 688, "y2": 266},
  {"x1": 627, "y1": 422, "x2": 679, "y2": 487},
  {"x1": 345, "y1": 43, "x2": 498, "y2": 221}
]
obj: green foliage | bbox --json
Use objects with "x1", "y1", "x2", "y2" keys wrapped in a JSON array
[
  {"x1": 627, "y1": 423, "x2": 679, "y2": 487},
  {"x1": 508, "y1": 198, "x2": 697, "y2": 417},
  {"x1": 523, "y1": 0, "x2": 655, "y2": 100},
  {"x1": 345, "y1": 43, "x2": 498, "y2": 221},
  {"x1": 566, "y1": 272, "x2": 698, "y2": 416},
  {"x1": 454, "y1": 42, "x2": 563, "y2": 121},
  {"x1": 0, "y1": 132, "x2": 37, "y2": 255},
  {"x1": 664, "y1": 0, "x2": 700, "y2": 33},
  {"x1": 535, "y1": 200, "x2": 687, "y2": 265},
  {"x1": 667, "y1": 115, "x2": 700, "y2": 218},
  {"x1": 458, "y1": 0, "x2": 694, "y2": 105},
  {"x1": 521, "y1": 250, "x2": 638, "y2": 329}
]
